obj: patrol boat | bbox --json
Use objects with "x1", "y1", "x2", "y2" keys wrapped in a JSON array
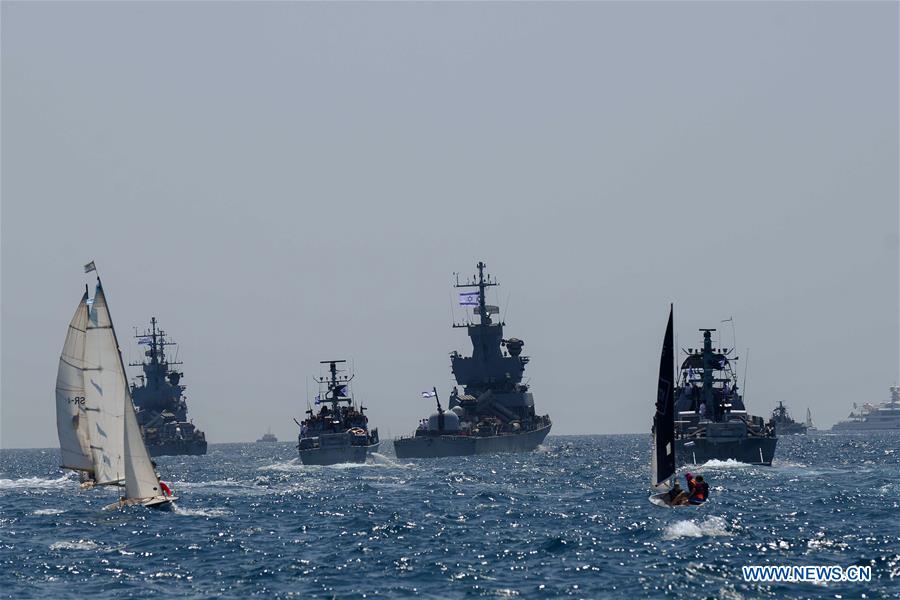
[
  {"x1": 675, "y1": 328, "x2": 777, "y2": 465},
  {"x1": 769, "y1": 401, "x2": 808, "y2": 435},
  {"x1": 393, "y1": 261, "x2": 552, "y2": 459},
  {"x1": 297, "y1": 360, "x2": 379, "y2": 465},
  {"x1": 129, "y1": 318, "x2": 207, "y2": 456}
]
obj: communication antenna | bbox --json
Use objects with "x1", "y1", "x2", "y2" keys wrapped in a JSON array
[{"x1": 743, "y1": 347, "x2": 750, "y2": 405}]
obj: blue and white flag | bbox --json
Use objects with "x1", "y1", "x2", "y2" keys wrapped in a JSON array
[
  {"x1": 137, "y1": 337, "x2": 152, "y2": 346},
  {"x1": 458, "y1": 291, "x2": 480, "y2": 306},
  {"x1": 421, "y1": 390, "x2": 436, "y2": 398},
  {"x1": 314, "y1": 394, "x2": 322, "y2": 405},
  {"x1": 84, "y1": 261, "x2": 96, "y2": 273}
]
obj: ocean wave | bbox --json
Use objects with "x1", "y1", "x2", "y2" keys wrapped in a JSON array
[
  {"x1": 258, "y1": 459, "x2": 306, "y2": 472},
  {"x1": 663, "y1": 516, "x2": 731, "y2": 540},
  {"x1": 32, "y1": 508, "x2": 66, "y2": 516},
  {"x1": 173, "y1": 479, "x2": 255, "y2": 489},
  {"x1": 694, "y1": 459, "x2": 753, "y2": 469},
  {"x1": 50, "y1": 540, "x2": 102, "y2": 551},
  {"x1": 173, "y1": 506, "x2": 232, "y2": 518},
  {"x1": 0, "y1": 475, "x2": 73, "y2": 491},
  {"x1": 369, "y1": 453, "x2": 413, "y2": 468}
]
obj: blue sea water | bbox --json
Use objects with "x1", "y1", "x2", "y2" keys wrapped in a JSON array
[{"x1": 1, "y1": 434, "x2": 897, "y2": 599}]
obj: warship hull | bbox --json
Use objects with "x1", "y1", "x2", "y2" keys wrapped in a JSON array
[
  {"x1": 677, "y1": 436, "x2": 777, "y2": 466},
  {"x1": 393, "y1": 424, "x2": 551, "y2": 459},
  {"x1": 147, "y1": 439, "x2": 207, "y2": 457},
  {"x1": 299, "y1": 442, "x2": 379, "y2": 466},
  {"x1": 775, "y1": 423, "x2": 807, "y2": 436}
]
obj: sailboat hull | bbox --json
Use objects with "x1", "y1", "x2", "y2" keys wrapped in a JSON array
[
  {"x1": 103, "y1": 495, "x2": 177, "y2": 511},
  {"x1": 648, "y1": 492, "x2": 705, "y2": 508}
]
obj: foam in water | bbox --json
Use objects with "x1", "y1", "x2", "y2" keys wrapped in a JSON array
[
  {"x1": 696, "y1": 459, "x2": 752, "y2": 469},
  {"x1": 662, "y1": 516, "x2": 730, "y2": 540},
  {"x1": 0, "y1": 476, "x2": 73, "y2": 490},
  {"x1": 50, "y1": 540, "x2": 101, "y2": 551},
  {"x1": 33, "y1": 508, "x2": 65, "y2": 516},
  {"x1": 258, "y1": 459, "x2": 307, "y2": 472},
  {"x1": 173, "y1": 506, "x2": 232, "y2": 518}
]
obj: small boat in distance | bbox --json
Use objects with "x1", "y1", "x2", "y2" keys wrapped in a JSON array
[
  {"x1": 805, "y1": 408, "x2": 819, "y2": 433},
  {"x1": 257, "y1": 429, "x2": 278, "y2": 443}
]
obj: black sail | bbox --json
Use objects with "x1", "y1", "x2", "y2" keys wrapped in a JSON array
[{"x1": 652, "y1": 305, "x2": 676, "y2": 488}]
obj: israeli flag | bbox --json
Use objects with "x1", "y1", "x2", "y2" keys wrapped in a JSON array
[
  {"x1": 84, "y1": 261, "x2": 96, "y2": 273},
  {"x1": 458, "y1": 291, "x2": 480, "y2": 306},
  {"x1": 314, "y1": 394, "x2": 321, "y2": 405},
  {"x1": 422, "y1": 390, "x2": 436, "y2": 398},
  {"x1": 138, "y1": 337, "x2": 152, "y2": 345}
]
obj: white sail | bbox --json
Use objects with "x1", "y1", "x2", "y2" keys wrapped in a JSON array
[
  {"x1": 55, "y1": 292, "x2": 93, "y2": 472},
  {"x1": 123, "y1": 386, "x2": 162, "y2": 499},
  {"x1": 83, "y1": 284, "x2": 126, "y2": 485}
]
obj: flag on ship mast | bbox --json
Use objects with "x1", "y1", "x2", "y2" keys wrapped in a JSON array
[{"x1": 458, "y1": 291, "x2": 479, "y2": 306}]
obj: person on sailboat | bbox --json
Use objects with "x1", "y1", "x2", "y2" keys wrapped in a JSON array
[
  {"x1": 151, "y1": 461, "x2": 173, "y2": 497},
  {"x1": 666, "y1": 482, "x2": 689, "y2": 506},
  {"x1": 685, "y1": 472, "x2": 696, "y2": 495},
  {"x1": 688, "y1": 475, "x2": 709, "y2": 504}
]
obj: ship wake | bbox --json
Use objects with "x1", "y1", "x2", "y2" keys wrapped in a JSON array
[{"x1": 662, "y1": 516, "x2": 731, "y2": 540}]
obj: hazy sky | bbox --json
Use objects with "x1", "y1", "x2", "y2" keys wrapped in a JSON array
[{"x1": 2, "y1": 2, "x2": 897, "y2": 448}]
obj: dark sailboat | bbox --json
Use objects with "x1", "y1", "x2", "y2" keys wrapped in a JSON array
[
  {"x1": 393, "y1": 262, "x2": 551, "y2": 458},
  {"x1": 649, "y1": 305, "x2": 679, "y2": 506}
]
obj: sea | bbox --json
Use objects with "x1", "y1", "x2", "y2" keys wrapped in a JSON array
[{"x1": 1, "y1": 434, "x2": 897, "y2": 599}]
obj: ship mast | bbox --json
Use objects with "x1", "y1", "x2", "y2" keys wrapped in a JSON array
[
  {"x1": 315, "y1": 360, "x2": 354, "y2": 416},
  {"x1": 453, "y1": 261, "x2": 500, "y2": 327},
  {"x1": 130, "y1": 317, "x2": 181, "y2": 388}
]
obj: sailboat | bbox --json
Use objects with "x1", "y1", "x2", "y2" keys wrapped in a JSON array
[
  {"x1": 55, "y1": 289, "x2": 95, "y2": 485},
  {"x1": 649, "y1": 306, "x2": 706, "y2": 508},
  {"x1": 805, "y1": 407, "x2": 819, "y2": 433},
  {"x1": 92, "y1": 278, "x2": 177, "y2": 511},
  {"x1": 56, "y1": 263, "x2": 176, "y2": 510},
  {"x1": 649, "y1": 305, "x2": 680, "y2": 507}
]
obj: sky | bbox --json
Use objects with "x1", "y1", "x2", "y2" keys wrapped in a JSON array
[{"x1": 2, "y1": 2, "x2": 897, "y2": 448}]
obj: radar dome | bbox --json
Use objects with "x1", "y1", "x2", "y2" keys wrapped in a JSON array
[
  {"x1": 504, "y1": 338, "x2": 524, "y2": 357},
  {"x1": 428, "y1": 411, "x2": 460, "y2": 432},
  {"x1": 451, "y1": 406, "x2": 465, "y2": 417}
]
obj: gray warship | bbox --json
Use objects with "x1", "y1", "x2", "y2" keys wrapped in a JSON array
[
  {"x1": 297, "y1": 360, "x2": 379, "y2": 465},
  {"x1": 674, "y1": 328, "x2": 777, "y2": 465},
  {"x1": 769, "y1": 401, "x2": 807, "y2": 435},
  {"x1": 393, "y1": 262, "x2": 551, "y2": 459},
  {"x1": 129, "y1": 318, "x2": 207, "y2": 456}
]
